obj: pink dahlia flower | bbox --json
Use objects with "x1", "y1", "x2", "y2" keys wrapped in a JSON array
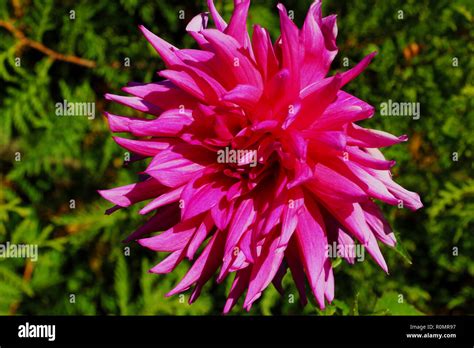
[{"x1": 100, "y1": 0, "x2": 422, "y2": 313}]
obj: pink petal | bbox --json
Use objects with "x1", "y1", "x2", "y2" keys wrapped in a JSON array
[
  {"x1": 187, "y1": 213, "x2": 214, "y2": 260},
  {"x1": 150, "y1": 250, "x2": 185, "y2": 274},
  {"x1": 221, "y1": 84, "x2": 262, "y2": 110},
  {"x1": 312, "y1": 91, "x2": 374, "y2": 131},
  {"x1": 323, "y1": 258, "x2": 335, "y2": 302},
  {"x1": 123, "y1": 81, "x2": 198, "y2": 110},
  {"x1": 145, "y1": 144, "x2": 213, "y2": 187},
  {"x1": 106, "y1": 111, "x2": 192, "y2": 137},
  {"x1": 295, "y1": 197, "x2": 328, "y2": 308},
  {"x1": 347, "y1": 123, "x2": 408, "y2": 148},
  {"x1": 223, "y1": 267, "x2": 251, "y2": 314},
  {"x1": 159, "y1": 68, "x2": 224, "y2": 104},
  {"x1": 104, "y1": 94, "x2": 161, "y2": 116},
  {"x1": 322, "y1": 201, "x2": 371, "y2": 245},
  {"x1": 277, "y1": 3, "x2": 301, "y2": 91},
  {"x1": 306, "y1": 163, "x2": 367, "y2": 202},
  {"x1": 139, "y1": 25, "x2": 181, "y2": 67},
  {"x1": 369, "y1": 170, "x2": 423, "y2": 211},
  {"x1": 138, "y1": 216, "x2": 200, "y2": 252},
  {"x1": 279, "y1": 189, "x2": 304, "y2": 247},
  {"x1": 181, "y1": 178, "x2": 230, "y2": 220},
  {"x1": 252, "y1": 25, "x2": 279, "y2": 81},
  {"x1": 342, "y1": 160, "x2": 399, "y2": 205},
  {"x1": 244, "y1": 230, "x2": 285, "y2": 310},
  {"x1": 292, "y1": 74, "x2": 342, "y2": 129},
  {"x1": 305, "y1": 130, "x2": 347, "y2": 151},
  {"x1": 337, "y1": 228, "x2": 356, "y2": 264},
  {"x1": 225, "y1": 0, "x2": 251, "y2": 49},
  {"x1": 347, "y1": 147, "x2": 396, "y2": 170},
  {"x1": 321, "y1": 14, "x2": 338, "y2": 51},
  {"x1": 167, "y1": 230, "x2": 226, "y2": 297},
  {"x1": 98, "y1": 179, "x2": 164, "y2": 207},
  {"x1": 272, "y1": 262, "x2": 288, "y2": 295},
  {"x1": 207, "y1": 0, "x2": 227, "y2": 31},
  {"x1": 340, "y1": 52, "x2": 377, "y2": 87},
  {"x1": 361, "y1": 220, "x2": 389, "y2": 273},
  {"x1": 300, "y1": 1, "x2": 338, "y2": 88},
  {"x1": 139, "y1": 185, "x2": 184, "y2": 215},
  {"x1": 361, "y1": 201, "x2": 396, "y2": 247},
  {"x1": 123, "y1": 203, "x2": 180, "y2": 242},
  {"x1": 224, "y1": 197, "x2": 256, "y2": 257},
  {"x1": 285, "y1": 237, "x2": 308, "y2": 306},
  {"x1": 211, "y1": 197, "x2": 235, "y2": 230},
  {"x1": 201, "y1": 29, "x2": 263, "y2": 90},
  {"x1": 112, "y1": 137, "x2": 172, "y2": 157}
]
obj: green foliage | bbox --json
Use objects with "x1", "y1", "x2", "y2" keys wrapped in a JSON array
[
  {"x1": 115, "y1": 254, "x2": 131, "y2": 315},
  {"x1": 0, "y1": 0, "x2": 472, "y2": 316},
  {"x1": 373, "y1": 291, "x2": 423, "y2": 316}
]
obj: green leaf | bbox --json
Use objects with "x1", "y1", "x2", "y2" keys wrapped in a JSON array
[
  {"x1": 114, "y1": 255, "x2": 130, "y2": 315},
  {"x1": 0, "y1": 265, "x2": 34, "y2": 297},
  {"x1": 393, "y1": 232, "x2": 413, "y2": 265},
  {"x1": 374, "y1": 291, "x2": 423, "y2": 315}
]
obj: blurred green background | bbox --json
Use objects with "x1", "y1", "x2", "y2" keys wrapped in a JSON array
[{"x1": 0, "y1": 0, "x2": 473, "y2": 315}]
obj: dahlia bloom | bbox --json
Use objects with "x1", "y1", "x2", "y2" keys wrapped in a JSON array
[{"x1": 100, "y1": 0, "x2": 422, "y2": 313}]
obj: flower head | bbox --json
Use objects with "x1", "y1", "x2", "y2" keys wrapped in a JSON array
[{"x1": 100, "y1": 0, "x2": 422, "y2": 313}]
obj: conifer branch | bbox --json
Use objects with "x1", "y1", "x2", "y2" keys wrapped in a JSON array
[
  {"x1": 12, "y1": 0, "x2": 24, "y2": 18},
  {"x1": 0, "y1": 19, "x2": 97, "y2": 68}
]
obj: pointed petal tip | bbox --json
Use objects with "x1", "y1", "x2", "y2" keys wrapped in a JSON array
[
  {"x1": 365, "y1": 51, "x2": 378, "y2": 64},
  {"x1": 414, "y1": 200, "x2": 424, "y2": 210},
  {"x1": 97, "y1": 189, "x2": 119, "y2": 205},
  {"x1": 136, "y1": 238, "x2": 151, "y2": 249},
  {"x1": 165, "y1": 289, "x2": 179, "y2": 298},
  {"x1": 318, "y1": 300, "x2": 326, "y2": 311},
  {"x1": 408, "y1": 193, "x2": 424, "y2": 211},
  {"x1": 222, "y1": 298, "x2": 235, "y2": 314},
  {"x1": 216, "y1": 273, "x2": 226, "y2": 284},
  {"x1": 379, "y1": 258, "x2": 389, "y2": 273},
  {"x1": 276, "y1": 3, "x2": 286, "y2": 13},
  {"x1": 382, "y1": 232, "x2": 397, "y2": 247},
  {"x1": 138, "y1": 24, "x2": 149, "y2": 34},
  {"x1": 121, "y1": 85, "x2": 131, "y2": 94},
  {"x1": 243, "y1": 292, "x2": 261, "y2": 310},
  {"x1": 105, "y1": 205, "x2": 121, "y2": 216},
  {"x1": 325, "y1": 291, "x2": 335, "y2": 303}
]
